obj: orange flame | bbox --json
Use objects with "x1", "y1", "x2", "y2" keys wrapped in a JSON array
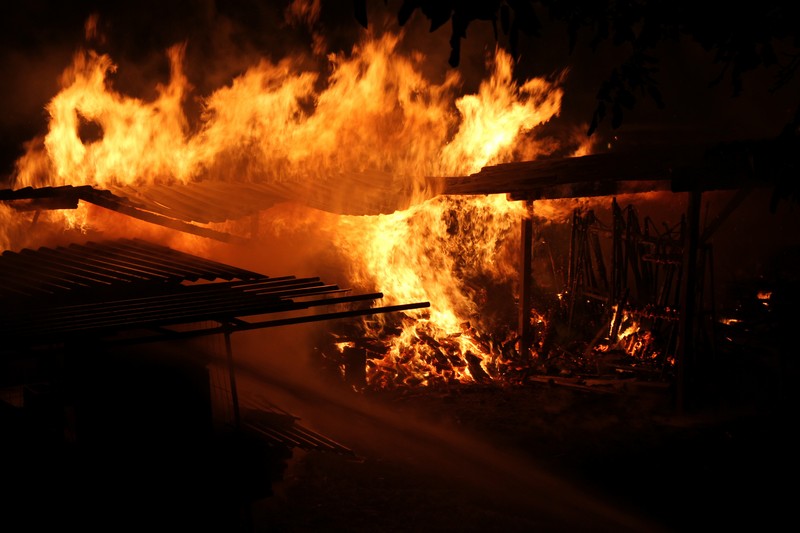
[{"x1": 9, "y1": 24, "x2": 583, "y2": 388}]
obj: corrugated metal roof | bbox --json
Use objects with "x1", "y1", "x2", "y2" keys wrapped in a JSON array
[
  {"x1": 241, "y1": 404, "x2": 355, "y2": 456},
  {"x1": 1, "y1": 172, "x2": 417, "y2": 241},
  {"x1": 0, "y1": 237, "x2": 429, "y2": 352},
  {"x1": 441, "y1": 140, "x2": 773, "y2": 200}
]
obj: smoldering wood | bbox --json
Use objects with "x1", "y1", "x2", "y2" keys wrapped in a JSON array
[{"x1": 562, "y1": 196, "x2": 690, "y2": 382}]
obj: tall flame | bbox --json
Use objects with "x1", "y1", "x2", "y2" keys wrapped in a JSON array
[
  {"x1": 15, "y1": 46, "x2": 194, "y2": 188},
  {"x1": 9, "y1": 25, "x2": 582, "y2": 388}
]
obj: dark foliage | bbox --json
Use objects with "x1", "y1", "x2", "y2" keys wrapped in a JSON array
[
  {"x1": 355, "y1": 1, "x2": 799, "y2": 129},
  {"x1": 354, "y1": 0, "x2": 800, "y2": 203}
]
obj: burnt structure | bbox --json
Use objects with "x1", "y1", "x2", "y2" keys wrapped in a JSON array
[
  {"x1": 0, "y1": 236, "x2": 428, "y2": 530},
  {"x1": 0, "y1": 134, "x2": 794, "y2": 529},
  {"x1": 438, "y1": 137, "x2": 788, "y2": 410}
]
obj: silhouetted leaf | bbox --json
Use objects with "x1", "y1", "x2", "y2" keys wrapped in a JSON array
[
  {"x1": 451, "y1": 10, "x2": 468, "y2": 39},
  {"x1": 611, "y1": 102, "x2": 623, "y2": 129},
  {"x1": 648, "y1": 84, "x2": 664, "y2": 108},
  {"x1": 761, "y1": 42, "x2": 778, "y2": 66},
  {"x1": 500, "y1": 3, "x2": 510, "y2": 35},
  {"x1": 588, "y1": 101, "x2": 606, "y2": 136},
  {"x1": 507, "y1": 0, "x2": 539, "y2": 35},
  {"x1": 509, "y1": 18, "x2": 520, "y2": 60},
  {"x1": 374, "y1": 0, "x2": 800, "y2": 137},
  {"x1": 422, "y1": 4, "x2": 453, "y2": 32},
  {"x1": 397, "y1": 0, "x2": 420, "y2": 26},
  {"x1": 353, "y1": 0, "x2": 368, "y2": 28},
  {"x1": 448, "y1": 25, "x2": 461, "y2": 67},
  {"x1": 617, "y1": 88, "x2": 636, "y2": 109}
]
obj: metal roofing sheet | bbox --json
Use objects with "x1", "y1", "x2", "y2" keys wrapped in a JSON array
[
  {"x1": 1, "y1": 171, "x2": 416, "y2": 242},
  {"x1": 0, "y1": 237, "x2": 429, "y2": 351}
]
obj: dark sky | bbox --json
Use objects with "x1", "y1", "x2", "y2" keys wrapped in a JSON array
[
  {"x1": 0, "y1": 0, "x2": 321, "y2": 177},
  {"x1": 1, "y1": 0, "x2": 798, "y2": 179}
]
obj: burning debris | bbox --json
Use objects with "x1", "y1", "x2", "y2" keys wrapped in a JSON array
[
  {"x1": 312, "y1": 195, "x2": 688, "y2": 394},
  {"x1": 1, "y1": 17, "x2": 597, "y2": 395},
  {"x1": 1, "y1": 4, "x2": 792, "y2": 408}
]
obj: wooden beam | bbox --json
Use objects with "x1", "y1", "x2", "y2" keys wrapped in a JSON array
[
  {"x1": 675, "y1": 189, "x2": 702, "y2": 413},
  {"x1": 518, "y1": 201, "x2": 533, "y2": 358}
]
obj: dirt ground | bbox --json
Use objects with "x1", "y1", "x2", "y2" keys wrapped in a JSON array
[{"x1": 237, "y1": 363, "x2": 796, "y2": 533}]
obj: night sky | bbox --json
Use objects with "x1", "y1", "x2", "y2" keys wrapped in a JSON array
[
  {"x1": 2, "y1": 0, "x2": 799, "y2": 291},
  {"x1": 3, "y1": 1, "x2": 799, "y2": 176}
]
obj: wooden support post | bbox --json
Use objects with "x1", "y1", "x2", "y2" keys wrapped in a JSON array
[
  {"x1": 676, "y1": 189, "x2": 702, "y2": 413},
  {"x1": 518, "y1": 201, "x2": 534, "y2": 359},
  {"x1": 567, "y1": 210, "x2": 578, "y2": 328},
  {"x1": 611, "y1": 198, "x2": 622, "y2": 302},
  {"x1": 224, "y1": 330, "x2": 241, "y2": 429}
]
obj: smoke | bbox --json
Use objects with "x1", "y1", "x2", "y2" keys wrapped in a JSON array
[{"x1": 201, "y1": 326, "x2": 670, "y2": 532}]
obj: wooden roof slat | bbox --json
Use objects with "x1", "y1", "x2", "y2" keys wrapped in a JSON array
[
  {"x1": 124, "y1": 238, "x2": 264, "y2": 279},
  {"x1": 89, "y1": 241, "x2": 220, "y2": 281},
  {"x1": 1, "y1": 250, "x2": 110, "y2": 289},
  {"x1": 65, "y1": 243, "x2": 180, "y2": 281},
  {"x1": 52, "y1": 245, "x2": 169, "y2": 281},
  {"x1": 0, "y1": 252, "x2": 80, "y2": 293},
  {"x1": 439, "y1": 141, "x2": 773, "y2": 199},
  {"x1": 165, "y1": 182, "x2": 259, "y2": 221},
  {"x1": 115, "y1": 183, "x2": 212, "y2": 223},
  {"x1": 0, "y1": 238, "x2": 430, "y2": 351},
  {"x1": 2, "y1": 290, "x2": 386, "y2": 341},
  {"x1": 30, "y1": 247, "x2": 146, "y2": 284},
  {"x1": 6, "y1": 289, "x2": 282, "y2": 328},
  {"x1": 145, "y1": 184, "x2": 219, "y2": 223},
  {"x1": 10, "y1": 294, "x2": 288, "y2": 336},
  {"x1": 256, "y1": 284, "x2": 342, "y2": 299},
  {"x1": 1, "y1": 279, "x2": 361, "y2": 336},
  {"x1": 79, "y1": 190, "x2": 246, "y2": 244},
  {"x1": 19, "y1": 249, "x2": 119, "y2": 286},
  {"x1": 80, "y1": 241, "x2": 205, "y2": 281},
  {"x1": 248, "y1": 280, "x2": 326, "y2": 295}
]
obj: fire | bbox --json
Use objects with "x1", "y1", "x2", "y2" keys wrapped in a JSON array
[
  {"x1": 15, "y1": 45, "x2": 195, "y2": 189},
  {"x1": 8, "y1": 19, "x2": 582, "y2": 388},
  {"x1": 438, "y1": 52, "x2": 564, "y2": 174},
  {"x1": 333, "y1": 194, "x2": 527, "y2": 386}
]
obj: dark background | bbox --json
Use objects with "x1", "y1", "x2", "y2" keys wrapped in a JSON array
[{"x1": 3, "y1": 1, "x2": 800, "y2": 176}]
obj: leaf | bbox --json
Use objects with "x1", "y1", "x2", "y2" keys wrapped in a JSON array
[
  {"x1": 617, "y1": 88, "x2": 636, "y2": 109},
  {"x1": 448, "y1": 31, "x2": 461, "y2": 67},
  {"x1": 397, "y1": 0, "x2": 420, "y2": 26},
  {"x1": 760, "y1": 42, "x2": 778, "y2": 67},
  {"x1": 648, "y1": 84, "x2": 665, "y2": 108},
  {"x1": 508, "y1": 0, "x2": 540, "y2": 35},
  {"x1": 450, "y1": 10, "x2": 469, "y2": 39},
  {"x1": 500, "y1": 4, "x2": 510, "y2": 35},
  {"x1": 612, "y1": 102, "x2": 623, "y2": 129},
  {"x1": 423, "y1": 4, "x2": 454, "y2": 32},
  {"x1": 353, "y1": 0, "x2": 368, "y2": 28},
  {"x1": 588, "y1": 102, "x2": 606, "y2": 136}
]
